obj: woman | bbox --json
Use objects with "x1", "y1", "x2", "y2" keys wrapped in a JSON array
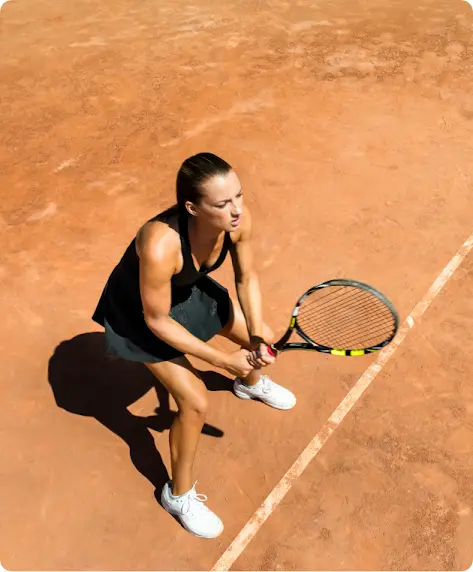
[{"x1": 92, "y1": 152, "x2": 296, "y2": 539}]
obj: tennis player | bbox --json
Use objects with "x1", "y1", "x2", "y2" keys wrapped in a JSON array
[{"x1": 92, "y1": 152, "x2": 296, "y2": 538}]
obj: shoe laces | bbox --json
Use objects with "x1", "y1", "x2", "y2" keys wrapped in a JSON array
[{"x1": 181, "y1": 482, "x2": 209, "y2": 517}]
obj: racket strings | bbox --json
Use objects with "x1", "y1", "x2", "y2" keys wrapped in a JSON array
[
  {"x1": 299, "y1": 320, "x2": 392, "y2": 348},
  {"x1": 298, "y1": 312, "x2": 394, "y2": 346},
  {"x1": 316, "y1": 322, "x2": 395, "y2": 348},
  {"x1": 302, "y1": 288, "x2": 387, "y2": 318},
  {"x1": 300, "y1": 289, "x2": 392, "y2": 326},
  {"x1": 300, "y1": 300, "x2": 392, "y2": 327},
  {"x1": 300, "y1": 300, "x2": 390, "y2": 330},
  {"x1": 303, "y1": 285, "x2": 361, "y2": 307},
  {"x1": 297, "y1": 286, "x2": 396, "y2": 349},
  {"x1": 302, "y1": 287, "x2": 368, "y2": 314},
  {"x1": 299, "y1": 315, "x2": 392, "y2": 341}
]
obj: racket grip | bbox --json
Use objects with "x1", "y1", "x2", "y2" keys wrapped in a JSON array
[{"x1": 267, "y1": 345, "x2": 276, "y2": 357}]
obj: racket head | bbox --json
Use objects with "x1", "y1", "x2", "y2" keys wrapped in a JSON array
[{"x1": 271, "y1": 279, "x2": 399, "y2": 356}]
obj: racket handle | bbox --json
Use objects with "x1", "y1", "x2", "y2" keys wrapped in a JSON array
[{"x1": 267, "y1": 345, "x2": 276, "y2": 357}]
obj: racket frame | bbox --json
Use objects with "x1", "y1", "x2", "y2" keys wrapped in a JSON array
[{"x1": 268, "y1": 279, "x2": 399, "y2": 357}]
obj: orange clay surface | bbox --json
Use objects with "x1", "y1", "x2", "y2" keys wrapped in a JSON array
[{"x1": 1, "y1": 0, "x2": 473, "y2": 569}]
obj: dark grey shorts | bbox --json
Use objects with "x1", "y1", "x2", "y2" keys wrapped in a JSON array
[{"x1": 102, "y1": 276, "x2": 231, "y2": 363}]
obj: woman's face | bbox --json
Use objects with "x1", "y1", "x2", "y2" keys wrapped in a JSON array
[{"x1": 188, "y1": 170, "x2": 244, "y2": 232}]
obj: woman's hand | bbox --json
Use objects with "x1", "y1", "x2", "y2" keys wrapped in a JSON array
[
  {"x1": 223, "y1": 349, "x2": 255, "y2": 378},
  {"x1": 246, "y1": 342, "x2": 276, "y2": 369}
]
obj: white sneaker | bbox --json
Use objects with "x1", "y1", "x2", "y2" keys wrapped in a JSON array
[
  {"x1": 233, "y1": 375, "x2": 296, "y2": 410},
  {"x1": 161, "y1": 481, "x2": 224, "y2": 539}
]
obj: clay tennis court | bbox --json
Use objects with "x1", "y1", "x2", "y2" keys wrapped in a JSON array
[{"x1": 2, "y1": 0, "x2": 473, "y2": 569}]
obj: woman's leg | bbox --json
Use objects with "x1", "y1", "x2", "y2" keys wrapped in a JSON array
[
  {"x1": 145, "y1": 356, "x2": 223, "y2": 538},
  {"x1": 145, "y1": 356, "x2": 208, "y2": 496}
]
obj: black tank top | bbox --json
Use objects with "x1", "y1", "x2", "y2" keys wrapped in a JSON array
[
  {"x1": 102, "y1": 213, "x2": 232, "y2": 326},
  {"x1": 173, "y1": 212, "x2": 232, "y2": 287}
]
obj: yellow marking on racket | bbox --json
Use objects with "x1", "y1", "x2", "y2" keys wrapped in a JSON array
[
  {"x1": 350, "y1": 349, "x2": 366, "y2": 356},
  {"x1": 331, "y1": 349, "x2": 347, "y2": 356}
]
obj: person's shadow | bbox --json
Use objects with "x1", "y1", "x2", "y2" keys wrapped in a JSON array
[{"x1": 47, "y1": 332, "x2": 233, "y2": 503}]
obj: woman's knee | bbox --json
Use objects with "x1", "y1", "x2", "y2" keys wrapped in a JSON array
[
  {"x1": 145, "y1": 357, "x2": 209, "y2": 420},
  {"x1": 179, "y1": 389, "x2": 209, "y2": 420}
]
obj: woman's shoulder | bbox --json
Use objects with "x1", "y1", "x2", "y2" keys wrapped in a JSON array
[{"x1": 135, "y1": 211, "x2": 181, "y2": 261}]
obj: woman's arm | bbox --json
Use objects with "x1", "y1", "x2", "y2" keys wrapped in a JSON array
[
  {"x1": 229, "y1": 207, "x2": 265, "y2": 343},
  {"x1": 229, "y1": 208, "x2": 276, "y2": 372},
  {"x1": 137, "y1": 224, "x2": 252, "y2": 377},
  {"x1": 230, "y1": 208, "x2": 275, "y2": 368}
]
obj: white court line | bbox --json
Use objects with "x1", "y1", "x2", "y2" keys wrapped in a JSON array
[{"x1": 212, "y1": 231, "x2": 473, "y2": 572}]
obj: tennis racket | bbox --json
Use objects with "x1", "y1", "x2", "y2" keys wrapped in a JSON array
[{"x1": 267, "y1": 279, "x2": 399, "y2": 357}]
